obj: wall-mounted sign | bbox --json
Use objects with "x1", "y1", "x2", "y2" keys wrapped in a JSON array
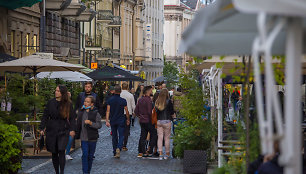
[
  {"x1": 91, "y1": 63, "x2": 98, "y2": 69},
  {"x1": 145, "y1": 24, "x2": 152, "y2": 61}
]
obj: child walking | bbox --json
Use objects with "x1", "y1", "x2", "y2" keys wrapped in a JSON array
[{"x1": 75, "y1": 96, "x2": 102, "y2": 174}]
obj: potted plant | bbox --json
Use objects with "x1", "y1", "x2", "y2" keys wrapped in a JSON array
[{"x1": 173, "y1": 69, "x2": 216, "y2": 174}]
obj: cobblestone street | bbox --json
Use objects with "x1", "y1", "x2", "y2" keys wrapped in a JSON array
[{"x1": 20, "y1": 118, "x2": 183, "y2": 174}]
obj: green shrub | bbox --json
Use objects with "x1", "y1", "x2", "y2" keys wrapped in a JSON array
[
  {"x1": 173, "y1": 68, "x2": 216, "y2": 158},
  {"x1": 173, "y1": 119, "x2": 216, "y2": 158},
  {"x1": 0, "y1": 122, "x2": 22, "y2": 174}
]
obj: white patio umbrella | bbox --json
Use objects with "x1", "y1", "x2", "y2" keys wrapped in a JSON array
[
  {"x1": 178, "y1": 0, "x2": 287, "y2": 56},
  {"x1": 36, "y1": 71, "x2": 92, "y2": 82},
  {"x1": 0, "y1": 54, "x2": 84, "y2": 75},
  {"x1": 0, "y1": 54, "x2": 85, "y2": 119}
]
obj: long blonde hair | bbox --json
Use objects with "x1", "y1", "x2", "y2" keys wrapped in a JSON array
[{"x1": 155, "y1": 89, "x2": 169, "y2": 111}]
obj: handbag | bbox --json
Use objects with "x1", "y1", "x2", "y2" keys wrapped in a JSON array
[{"x1": 151, "y1": 107, "x2": 157, "y2": 128}]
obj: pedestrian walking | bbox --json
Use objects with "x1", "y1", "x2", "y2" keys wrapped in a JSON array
[
  {"x1": 105, "y1": 85, "x2": 130, "y2": 158},
  {"x1": 231, "y1": 87, "x2": 240, "y2": 112},
  {"x1": 75, "y1": 82, "x2": 100, "y2": 113},
  {"x1": 130, "y1": 88, "x2": 137, "y2": 126},
  {"x1": 66, "y1": 81, "x2": 100, "y2": 160},
  {"x1": 172, "y1": 87, "x2": 184, "y2": 118},
  {"x1": 155, "y1": 88, "x2": 175, "y2": 160},
  {"x1": 135, "y1": 84, "x2": 144, "y2": 103},
  {"x1": 39, "y1": 85, "x2": 76, "y2": 174},
  {"x1": 75, "y1": 96, "x2": 102, "y2": 174},
  {"x1": 120, "y1": 82, "x2": 135, "y2": 151},
  {"x1": 135, "y1": 86, "x2": 157, "y2": 157}
]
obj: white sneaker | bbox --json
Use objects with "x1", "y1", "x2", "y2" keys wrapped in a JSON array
[
  {"x1": 159, "y1": 155, "x2": 163, "y2": 160},
  {"x1": 164, "y1": 155, "x2": 169, "y2": 160},
  {"x1": 66, "y1": 155, "x2": 73, "y2": 160}
]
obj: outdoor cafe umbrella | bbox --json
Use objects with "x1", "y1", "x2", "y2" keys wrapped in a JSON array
[
  {"x1": 0, "y1": 54, "x2": 84, "y2": 119},
  {"x1": 178, "y1": 0, "x2": 286, "y2": 56},
  {"x1": 35, "y1": 71, "x2": 92, "y2": 82},
  {"x1": 87, "y1": 66, "x2": 145, "y2": 81},
  {"x1": 0, "y1": 54, "x2": 83, "y2": 75}
]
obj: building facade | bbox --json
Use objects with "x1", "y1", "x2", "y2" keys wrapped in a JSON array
[
  {"x1": 164, "y1": 0, "x2": 202, "y2": 69},
  {"x1": 0, "y1": 5, "x2": 40, "y2": 58},
  {"x1": 141, "y1": 0, "x2": 164, "y2": 85},
  {"x1": 81, "y1": 0, "x2": 116, "y2": 67}
]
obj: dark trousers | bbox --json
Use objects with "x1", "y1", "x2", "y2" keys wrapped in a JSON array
[
  {"x1": 52, "y1": 151, "x2": 65, "y2": 174},
  {"x1": 52, "y1": 136, "x2": 66, "y2": 174},
  {"x1": 123, "y1": 116, "x2": 132, "y2": 147},
  {"x1": 149, "y1": 126, "x2": 157, "y2": 150},
  {"x1": 138, "y1": 123, "x2": 156, "y2": 154},
  {"x1": 81, "y1": 141, "x2": 97, "y2": 174},
  {"x1": 111, "y1": 122, "x2": 126, "y2": 155}
]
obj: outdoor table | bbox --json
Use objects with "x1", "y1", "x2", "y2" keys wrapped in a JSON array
[
  {"x1": 16, "y1": 120, "x2": 41, "y2": 155},
  {"x1": 16, "y1": 120, "x2": 41, "y2": 140}
]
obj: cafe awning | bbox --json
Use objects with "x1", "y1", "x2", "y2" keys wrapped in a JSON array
[{"x1": 0, "y1": 0, "x2": 41, "y2": 9}]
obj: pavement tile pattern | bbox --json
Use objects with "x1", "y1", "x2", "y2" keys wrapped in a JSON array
[{"x1": 20, "y1": 118, "x2": 183, "y2": 174}]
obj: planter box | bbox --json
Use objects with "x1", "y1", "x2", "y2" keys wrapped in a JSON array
[{"x1": 183, "y1": 150, "x2": 207, "y2": 174}]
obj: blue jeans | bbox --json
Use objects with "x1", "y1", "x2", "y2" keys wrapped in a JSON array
[
  {"x1": 110, "y1": 122, "x2": 126, "y2": 155},
  {"x1": 65, "y1": 136, "x2": 73, "y2": 155},
  {"x1": 81, "y1": 141, "x2": 97, "y2": 174}
]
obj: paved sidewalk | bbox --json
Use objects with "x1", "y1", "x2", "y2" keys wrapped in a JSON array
[{"x1": 20, "y1": 118, "x2": 183, "y2": 174}]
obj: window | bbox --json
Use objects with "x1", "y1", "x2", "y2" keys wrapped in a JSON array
[
  {"x1": 19, "y1": 32, "x2": 23, "y2": 58},
  {"x1": 26, "y1": 34, "x2": 30, "y2": 54},
  {"x1": 10, "y1": 31, "x2": 15, "y2": 57},
  {"x1": 33, "y1": 34, "x2": 37, "y2": 52}
]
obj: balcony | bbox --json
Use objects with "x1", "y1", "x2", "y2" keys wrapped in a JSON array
[
  {"x1": 45, "y1": 0, "x2": 71, "y2": 11},
  {"x1": 97, "y1": 10, "x2": 113, "y2": 23},
  {"x1": 85, "y1": 35, "x2": 102, "y2": 51},
  {"x1": 102, "y1": 48, "x2": 113, "y2": 58},
  {"x1": 98, "y1": 48, "x2": 120, "y2": 58},
  {"x1": 112, "y1": 49, "x2": 120, "y2": 58},
  {"x1": 76, "y1": 8, "x2": 96, "y2": 22},
  {"x1": 108, "y1": 16, "x2": 122, "y2": 27},
  {"x1": 60, "y1": 0, "x2": 86, "y2": 17}
]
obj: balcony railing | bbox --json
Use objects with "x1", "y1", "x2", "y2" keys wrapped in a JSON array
[
  {"x1": 98, "y1": 48, "x2": 120, "y2": 58},
  {"x1": 112, "y1": 49, "x2": 120, "y2": 58},
  {"x1": 85, "y1": 35, "x2": 102, "y2": 47},
  {"x1": 108, "y1": 16, "x2": 122, "y2": 27},
  {"x1": 97, "y1": 10, "x2": 113, "y2": 22}
]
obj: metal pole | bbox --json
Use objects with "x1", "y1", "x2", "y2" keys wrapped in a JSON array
[
  {"x1": 82, "y1": 22, "x2": 86, "y2": 65},
  {"x1": 217, "y1": 70, "x2": 223, "y2": 167},
  {"x1": 283, "y1": 17, "x2": 302, "y2": 174},
  {"x1": 40, "y1": 0, "x2": 46, "y2": 52}
]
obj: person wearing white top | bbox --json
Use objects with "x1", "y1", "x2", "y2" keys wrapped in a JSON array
[{"x1": 120, "y1": 82, "x2": 136, "y2": 151}]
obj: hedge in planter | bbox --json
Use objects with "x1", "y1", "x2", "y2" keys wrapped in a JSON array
[
  {"x1": 0, "y1": 122, "x2": 23, "y2": 174},
  {"x1": 173, "y1": 119, "x2": 215, "y2": 158}
]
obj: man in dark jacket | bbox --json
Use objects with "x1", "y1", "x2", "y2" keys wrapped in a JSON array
[
  {"x1": 135, "y1": 86, "x2": 156, "y2": 157},
  {"x1": 75, "y1": 82, "x2": 100, "y2": 113},
  {"x1": 105, "y1": 85, "x2": 130, "y2": 158}
]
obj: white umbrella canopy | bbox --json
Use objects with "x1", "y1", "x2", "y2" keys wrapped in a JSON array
[
  {"x1": 178, "y1": 0, "x2": 288, "y2": 56},
  {"x1": 36, "y1": 71, "x2": 92, "y2": 82},
  {"x1": 0, "y1": 54, "x2": 84, "y2": 75}
]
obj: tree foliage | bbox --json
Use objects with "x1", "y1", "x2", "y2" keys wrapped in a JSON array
[
  {"x1": 163, "y1": 61, "x2": 179, "y2": 87},
  {"x1": 173, "y1": 68, "x2": 216, "y2": 158}
]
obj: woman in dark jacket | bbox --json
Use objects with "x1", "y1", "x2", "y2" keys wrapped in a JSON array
[{"x1": 39, "y1": 85, "x2": 76, "y2": 174}]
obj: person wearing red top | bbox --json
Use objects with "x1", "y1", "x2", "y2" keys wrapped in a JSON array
[{"x1": 135, "y1": 86, "x2": 156, "y2": 157}]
